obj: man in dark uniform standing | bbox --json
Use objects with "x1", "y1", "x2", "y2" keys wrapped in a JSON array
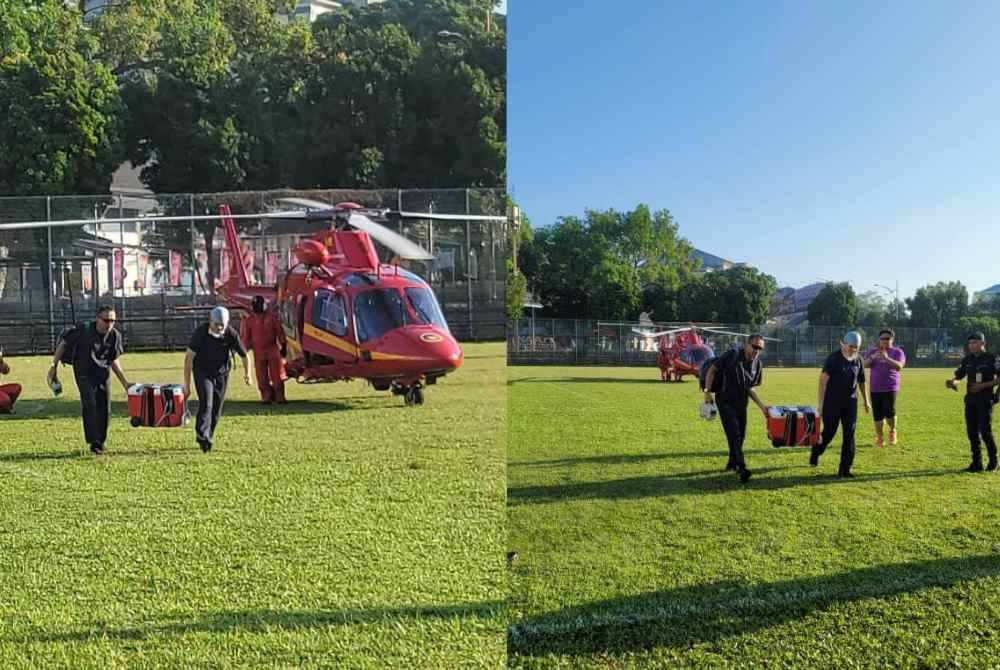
[
  {"x1": 49, "y1": 306, "x2": 132, "y2": 455},
  {"x1": 946, "y1": 332, "x2": 1000, "y2": 472},
  {"x1": 810, "y1": 331, "x2": 871, "y2": 478},
  {"x1": 183, "y1": 306, "x2": 250, "y2": 452},
  {"x1": 703, "y1": 334, "x2": 770, "y2": 483}
]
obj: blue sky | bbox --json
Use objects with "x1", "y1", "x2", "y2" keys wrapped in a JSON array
[{"x1": 508, "y1": 1, "x2": 1000, "y2": 302}]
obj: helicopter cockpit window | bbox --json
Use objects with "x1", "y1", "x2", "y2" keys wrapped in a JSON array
[
  {"x1": 405, "y1": 287, "x2": 449, "y2": 331},
  {"x1": 355, "y1": 289, "x2": 408, "y2": 343},
  {"x1": 312, "y1": 289, "x2": 348, "y2": 336}
]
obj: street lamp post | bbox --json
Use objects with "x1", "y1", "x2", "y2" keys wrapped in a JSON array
[{"x1": 874, "y1": 281, "x2": 900, "y2": 322}]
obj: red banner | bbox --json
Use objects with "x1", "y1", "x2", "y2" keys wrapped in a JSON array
[
  {"x1": 265, "y1": 251, "x2": 279, "y2": 286},
  {"x1": 136, "y1": 254, "x2": 147, "y2": 289},
  {"x1": 113, "y1": 249, "x2": 124, "y2": 290},
  {"x1": 169, "y1": 250, "x2": 182, "y2": 286}
]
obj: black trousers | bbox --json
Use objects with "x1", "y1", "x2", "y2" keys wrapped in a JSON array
[
  {"x1": 194, "y1": 370, "x2": 229, "y2": 444},
  {"x1": 964, "y1": 393, "x2": 997, "y2": 466},
  {"x1": 75, "y1": 373, "x2": 110, "y2": 447},
  {"x1": 813, "y1": 400, "x2": 858, "y2": 474},
  {"x1": 717, "y1": 396, "x2": 749, "y2": 471}
]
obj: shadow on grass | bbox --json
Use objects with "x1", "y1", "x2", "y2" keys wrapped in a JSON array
[
  {"x1": 14, "y1": 601, "x2": 504, "y2": 644},
  {"x1": 510, "y1": 451, "x2": 731, "y2": 468},
  {"x1": 508, "y1": 377, "x2": 671, "y2": 386},
  {"x1": 0, "y1": 398, "x2": 401, "y2": 422},
  {"x1": 508, "y1": 554, "x2": 1000, "y2": 657},
  {"x1": 507, "y1": 467, "x2": 957, "y2": 505}
]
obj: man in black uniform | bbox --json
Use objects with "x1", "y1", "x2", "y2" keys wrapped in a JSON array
[
  {"x1": 810, "y1": 331, "x2": 871, "y2": 478},
  {"x1": 49, "y1": 305, "x2": 132, "y2": 455},
  {"x1": 946, "y1": 332, "x2": 1000, "y2": 472},
  {"x1": 703, "y1": 334, "x2": 770, "y2": 483},
  {"x1": 183, "y1": 306, "x2": 250, "y2": 452}
]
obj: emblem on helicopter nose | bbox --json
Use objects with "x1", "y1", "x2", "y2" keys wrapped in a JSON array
[{"x1": 420, "y1": 333, "x2": 444, "y2": 343}]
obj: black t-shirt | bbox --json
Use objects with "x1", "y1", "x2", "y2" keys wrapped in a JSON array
[
  {"x1": 65, "y1": 322, "x2": 123, "y2": 383},
  {"x1": 188, "y1": 323, "x2": 247, "y2": 376},
  {"x1": 822, "y1": 350, "x2": 865, "y2": 407},
  {"x1": 712, "y1": 347, "x2": 762, "y2": 401},
  {"x1": 954, "y1": 351, "x2": 1000, "y2": 396}
]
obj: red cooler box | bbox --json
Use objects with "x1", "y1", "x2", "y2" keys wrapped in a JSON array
[
  {"x1": 128, "y1": 384, "x2": 187, "y2": 428},
  {"x1": 767, "y1": 406, "x2": 821, "y2": 447}
]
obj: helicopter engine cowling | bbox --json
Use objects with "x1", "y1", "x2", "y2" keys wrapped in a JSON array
[{"x1": 295, "y1": 240, "x2": 330, "y2": 267}]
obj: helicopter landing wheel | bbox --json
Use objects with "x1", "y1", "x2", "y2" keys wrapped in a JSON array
[{"x1": 403, "y1": 385, "x2": 425, "y2": 406}]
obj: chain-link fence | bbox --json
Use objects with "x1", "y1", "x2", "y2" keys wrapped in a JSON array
[
  {"x1": 508, "y1": 318, "x2": 963, "y2": 367},
  {"x1": 0, "y1": 188, "x2": 508, "y2": 353}
]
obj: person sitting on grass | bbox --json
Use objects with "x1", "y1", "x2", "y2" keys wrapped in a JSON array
[{"x1": 0, "y1": 351, "x2": 21, "y2": 414}]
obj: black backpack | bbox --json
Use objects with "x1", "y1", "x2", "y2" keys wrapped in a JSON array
[
  {"x1": 699, "y1": 356, "x2": 724, "y2": 393},
  {"x1": 56, "y1": 322, "x2": 90, "y2": 367}
]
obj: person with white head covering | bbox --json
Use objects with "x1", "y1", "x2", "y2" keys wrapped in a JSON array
[
  {"x1": 810, "y1": 330, "x2": 871, "y2": 478},
  {"x1": 183, "y1": 305, "x2": 250, "y2": 452}
]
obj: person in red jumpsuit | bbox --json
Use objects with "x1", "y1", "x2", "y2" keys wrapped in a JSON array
[
  {"x1": 240, "y1": 296, "x2": 287, "y2": 404},
  {"x1": 0, "y1": 351, "x2": 21, "y2": 414}
]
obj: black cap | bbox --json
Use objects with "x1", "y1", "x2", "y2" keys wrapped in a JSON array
[
  {"x1": 878, "y1": 328, "x2": 895, "y2": 338},
  {"x1": 968, "y1": 332, "x2": 986, "y2": 342}
]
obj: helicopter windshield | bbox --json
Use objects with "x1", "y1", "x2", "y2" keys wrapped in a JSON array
[
  {"x1": 405, "y1": 287, "x2": 449, "y2": 331},
  {"x1": 354, "y1": 289, "x2": 408, "y2": 342}
]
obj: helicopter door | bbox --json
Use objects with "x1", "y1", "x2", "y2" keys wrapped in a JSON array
[{"x1": 308, "y1": 288, "x2": 356, "y2": 364}]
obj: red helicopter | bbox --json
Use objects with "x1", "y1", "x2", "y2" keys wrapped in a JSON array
[
  {"x1": 632, "y1": 324, "x2": 777, "y2": 382},
  {"x1": 0, "y1": 199, "x2": 506, "y2": 405},
  {"x1": 217, "y1": 198, "x2": 510, "y2": 405}
]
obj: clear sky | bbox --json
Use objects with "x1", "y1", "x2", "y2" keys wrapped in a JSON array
[{"x1": 508, "y1": 1, "x2": 1000, "y2": 301}]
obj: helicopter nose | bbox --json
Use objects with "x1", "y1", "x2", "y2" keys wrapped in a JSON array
[{"x1": 414, "y1": 330, "x2": 463, "y2": 371}]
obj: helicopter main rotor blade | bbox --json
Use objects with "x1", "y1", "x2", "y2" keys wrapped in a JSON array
[
  {"x1": 275, "y1": 197, "x2": 506, "y2": 222},
  {"x1": 348, "y1": 213, "x2": 434, "y2": 261},
  {"x1": 0, "y1": 211, "x2": 305, "y2": 231},
  {"x1": 698, "y1": 326, "x2": 781, "y2": 342}
]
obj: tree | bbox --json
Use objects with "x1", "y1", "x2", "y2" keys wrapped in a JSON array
[
  {"x1": 807, "y1": 283, "x2": 858, "y2": 326},
  {"x1": 0, "y1": 0, "x2": 124, "y2": 195},
  {"x1": 672, "y1": 267, "x2": 778, "y2": 325},
  {"x1": 506, "y1": 258, "x2": 527, "y2": 320},
  {"x1": 856, "y1": 291, "x2": 887, "y2": 326},
  {"x1": 906, "y1": 281, "x2": 969, "y2": 328},
  {"x1": 954, "y1": 316, "x2": 1000, "y2": 345},
  {"x1": 521, "y1": 205, "x2": 693, "y2": 321}
]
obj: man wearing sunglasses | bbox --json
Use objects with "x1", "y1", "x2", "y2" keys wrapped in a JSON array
[
  {"x1": 864, "y1": 329, "x2": 906, "y2": 447},
  {"x1": 811, "y1": 331, "x2": 870, "y2": 478},
  {"x1": 946, "y1": 332, "x2": 1000, "y2": 472},
  {"x1": 49, "y1": 305, "x2": 132, "y2": 456},
  {"x1": 703, "y1": 334, "x2": 770, "y2": 484}
]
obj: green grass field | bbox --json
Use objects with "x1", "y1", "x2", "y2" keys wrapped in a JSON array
[
  {"x1": 0, "y1": 343, "x2": 505, "y2": 669},
  {"x1": 508, "y1": 365, "x2": 1000, "y2": 669}
]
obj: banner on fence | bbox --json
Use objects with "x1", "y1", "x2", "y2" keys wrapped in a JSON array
[
  {"x1": 136, "y1": 254, "x2": 147, "y2": 290},
  {"x1": 169, "y1": 250, "x2": 182, "y2": 286},
  {"x1": 265, "y1": 251, "x2": 279, "y2": 286},
  {"x1": 113, "y1": 249, "x2": 124, "y2": 290}
]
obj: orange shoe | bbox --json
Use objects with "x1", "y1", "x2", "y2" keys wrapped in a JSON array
[
  {"x1": 889, "y1": 430, "x2": 898, "y2": 445},
  {"x1": 874, "y1": 435, "x2": 883, "y2": 448}
]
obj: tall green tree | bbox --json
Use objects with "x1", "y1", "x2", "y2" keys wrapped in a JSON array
[
  {"x1": 906, "y1": 281, "x2": 969, "y2": 328},
  {"x1": 0, "y1": 0, "x2": 124, "y2": 195},
  {"x1": 856, "y1": 291, "x2": 888, "y2": 326},
  {"x1": 807, "y1": 282, "x2": 858, "y2": 326}
]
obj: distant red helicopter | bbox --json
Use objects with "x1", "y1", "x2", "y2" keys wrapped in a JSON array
[
  {"x1": 0, "y1": 198, "x2": 506, "y2": 405},
  {"x1": 632, "y1": 324, "x2": 776, "y2": 382}
]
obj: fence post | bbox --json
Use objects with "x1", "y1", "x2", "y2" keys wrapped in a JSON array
[
  {"x1": 46, "y1": 196, "x2": 54, "y2": 349},
  {"x1": 189, "y1": 194, "x2": 196, "y2": 301},
  {"x1": 465, "y1": 188, "x2": 474, "y2": 341}
]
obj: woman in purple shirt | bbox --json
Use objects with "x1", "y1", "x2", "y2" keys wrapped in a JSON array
[{"x1": 863, "y1": 328, "x2": 907, "y2": 446}]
